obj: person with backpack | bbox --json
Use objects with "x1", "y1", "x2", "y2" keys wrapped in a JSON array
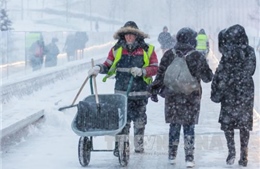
[
  {"x1": 29, "y1": 39, "x2": 46, "y2": 71},
  {"x1": 147, "y1": 27, "x2": 213, "y2": 168},
  {"x1": 211, "y1": 24, "x2": 256, "y2": 167},
  {"x1": 87, "y1": 21, "x2": 158, "y2": 156}
]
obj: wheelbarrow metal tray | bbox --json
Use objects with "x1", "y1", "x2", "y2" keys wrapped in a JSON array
[{"x1": 71, "y1": 93, "x2": 127, "y2": 137}]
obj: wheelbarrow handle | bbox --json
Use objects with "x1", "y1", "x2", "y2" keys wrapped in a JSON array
[
  {"x1": 58, "y1": 104, "x2": 78, "y2": 111},
  {"x1": 58, "y1": 75, "x2": 90, "y2": 111},
  {"x1": 126, "y1": 76, "x2": 134, "y2": 97},
  {"x1": 91, "y1": 58, "x2": 99, "y2": 104},
  {"x1": 72, "y1": 75, "x2": 90, "y2": 105}
]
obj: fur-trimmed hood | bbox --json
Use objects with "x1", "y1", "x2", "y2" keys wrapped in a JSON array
[{"x1": 113, "y1": 21, "x2": 149, "y2": 40}]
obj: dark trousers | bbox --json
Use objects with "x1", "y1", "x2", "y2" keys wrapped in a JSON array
[
  {"x1": 169, "y1": 123, "x2": 195, "y2": 161},
  {"x1": 115, "y1": 99, "x2": 148, "y2": 151}
]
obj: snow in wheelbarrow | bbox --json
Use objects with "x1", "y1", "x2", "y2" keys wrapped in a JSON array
[{"x1": 71, "y1": 93, "x2": 127, "y2": 137}]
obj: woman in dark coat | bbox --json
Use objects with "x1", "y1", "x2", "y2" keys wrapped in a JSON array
[
  {"x1": 148, "y1": 27, "x2": 213, "y2": 168},
  {"x1": 211, "y1": 24, "x2": 256, "y2": 167}
]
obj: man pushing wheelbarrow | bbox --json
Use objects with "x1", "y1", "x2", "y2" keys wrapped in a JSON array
[{"x1": 88, "y1": 21, "x2": 158, "y2": 163}]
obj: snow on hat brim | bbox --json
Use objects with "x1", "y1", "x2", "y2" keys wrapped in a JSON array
[{"x1": 113, "y1": 26, "x2": 149, "y2": 40}]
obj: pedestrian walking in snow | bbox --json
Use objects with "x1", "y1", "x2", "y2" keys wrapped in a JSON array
[
  {"x1": 74, "y1": 31, "x2": 88, "y2": 59},
  {"x1": 87, "y1": 21, "x2": 158, "y2": 156},
  {"x1": 45, "y1": 37, "x2": 59, "y2": 67},
  {"x1": 29, "y1": 39, "x2": 46, "y2": 71},
  {"x1": 158, "y1": 26, "x2": 175, "y2": 55},
  {"x1": 211, "y1": 24, "x2": 256, "y2": 167},
  {"x1": 196, "y1": 28, "x2": 209, "y2": 58},
  {"x1": 63, "y1": 33, "x2": 76, "y2": 61},
  {"x1": 148, "y1": 27, "x2": 213, "y2": 168}
]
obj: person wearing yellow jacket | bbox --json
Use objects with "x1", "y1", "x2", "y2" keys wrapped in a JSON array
[
  {"x1": 196, "y1": 29, "x2": 209, "y2": 58},
  {"x1": 88, "y1": 21, "x2": 159, "y2": 156}
]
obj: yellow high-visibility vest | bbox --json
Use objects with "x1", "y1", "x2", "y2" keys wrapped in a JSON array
[
  {"x1": 102, "y1": 45, "x2": 154, "y2": 84},
  {"x1": 196, "y1": 34, "x2": 208, "y2": 50}
]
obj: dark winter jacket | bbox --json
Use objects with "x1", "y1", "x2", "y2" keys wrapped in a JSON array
[
  {"x1": 149, "y1": 27, "x2": 213, "y2": 125},
  {"x1": 211, "y1": 24, "x2": 256, "y2": 131},
  {"x1": 98, "y1": 21, "x2": 158, "y2": 100},
  {"x1": 45, "y1": 42, "x2": 60, "y2": 67},
  {"x1": 158, "y1": 32, "x2": 174, "y2": 50},
  {"x1": 64, "y1": 34, "x2": 76, "y2": 56},
  {"x1": 29, "y1": 40, "x2": 46, "y2": 68},
  {"x1": 75, "y1": 31, "x2": 88, "y2": 50}
]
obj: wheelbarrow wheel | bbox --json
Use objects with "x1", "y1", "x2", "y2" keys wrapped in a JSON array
[
  {"x1": 78, "y1": 137, "x2": 91, "y2": 167},
  {"x1": 118, "y1": 142, "x2": 130, "y2": 167}
]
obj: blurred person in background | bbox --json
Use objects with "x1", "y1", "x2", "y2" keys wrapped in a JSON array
[
  {"x1": 63, "y1": 33, "x2": 76, "y2": 61},
  {"x1": 45, "y1": 37, "x2": 60, "y2": 67},
  {"x1": 196, "y1": 28, "x2": 209, "y2": 58},
  {"x1": 74, "y1": 31, "x2": 88, "y2": 59},
  {"x1": 29, "y1": 38, "x2": 46, "y2": 71},
  {"x1": 158, "y1": 26, "x2": 175, "y2": 55}
]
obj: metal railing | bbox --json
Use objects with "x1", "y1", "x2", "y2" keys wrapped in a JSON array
[{"x1": 0, "y1": 30, "x2": 113, "y2": 79}]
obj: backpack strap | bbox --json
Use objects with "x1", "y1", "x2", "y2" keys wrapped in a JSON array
[
  {"x1": 172, "y1": 49, "x2": 195, "y2": 59},
  {"x1": 184, "y1": 50, "x2": 196, "y2": 58}
]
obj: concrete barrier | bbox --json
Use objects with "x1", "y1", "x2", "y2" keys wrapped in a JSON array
[
  {"x1": 0, "y1": 110, "x2": 44, "y2": 139},
  {"x1": 0, "y1": 58, "x2": 104, "y2": 104}
]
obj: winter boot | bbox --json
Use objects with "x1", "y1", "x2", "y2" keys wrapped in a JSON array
[
  {"x1": 186, "y1": 160, "x2": 195, "y2": 168},
  {"x1": 226, "y1": 150, "x2": 236, "y2": 165},
  {"x1": 168, "y1": 145, "x2": 178, "y2": 164},
  {"x1": 238, "y1": 147, "x2": 248, "y2": 167},
  {"x1": 168, "y1": 124, "x2": 181, "y2": 165},
  {"x1": 134, "y1": 127, "x2": 145, "y2": 153},
  {"x1": 113, "y1": 142, "x2": 119, "y2": 157},
  {"x1": 134, "y1": 136, "x2": 144, "y2": 153},
  {"x1": 184, "y1": 135, "x2": 195, "y2": 168},
  {"x1": 224, "y1": 130, "x2": 236, "y2": 165},
  {"x1": 238, "y1": 129, "x2": 249, "y2": 167}
]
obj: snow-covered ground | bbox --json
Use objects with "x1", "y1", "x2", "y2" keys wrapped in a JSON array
[
  {"x1": 1, "y1": 46, "x2": 260, "y2": 169},
  {"x1": 1, "y1": 1, "x2": 260, "y2": 168}
]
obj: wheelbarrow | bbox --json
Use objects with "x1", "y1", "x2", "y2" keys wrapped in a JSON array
[{"x1": 71, "y1": 73, "x2": 133, "y2": 167}]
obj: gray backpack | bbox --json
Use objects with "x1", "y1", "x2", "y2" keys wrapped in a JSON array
[{"x1": 163, "y1": 49, "x2": 200, "y2": 95}]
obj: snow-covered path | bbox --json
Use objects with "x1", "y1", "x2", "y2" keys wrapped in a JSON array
[{"x1": 1, "y1": 57, "x2": 260, "y2": 168}]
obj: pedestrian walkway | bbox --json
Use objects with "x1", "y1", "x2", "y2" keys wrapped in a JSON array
[
  {"x1": 1, "y1": 50, "x2": 259, "y2": 169},
  {"x1": 86, "y1": 75, "x2": 260, "y2": 169},
  {"x1": 127, "y1": 82, "x2": 260, "y2": 169}
]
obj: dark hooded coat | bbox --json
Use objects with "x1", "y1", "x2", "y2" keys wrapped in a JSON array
[
  {"x1": 211, "y1": 24, "x2": 256, "y2": 131},
  {"x1": 148, "y1": 27, "x2": 213, "y2": 125}
]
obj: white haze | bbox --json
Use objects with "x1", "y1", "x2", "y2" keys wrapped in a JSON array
[{"x1": 1, "y1": 0, "x2": 260, "y2": 169}]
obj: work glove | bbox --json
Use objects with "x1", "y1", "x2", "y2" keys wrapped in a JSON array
[
  {"x1": 147, "y1": 84, "x2": 159, "y2": 102},
  {"x1": 130, "y1": 67, "x2": 142, "y2": 77},
  {"x1": 150, "y1": 94, "x2": 158, "y2": 102},
  {"x1": 88, "y1": 66, "x2": 100, "y2": 76}
]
